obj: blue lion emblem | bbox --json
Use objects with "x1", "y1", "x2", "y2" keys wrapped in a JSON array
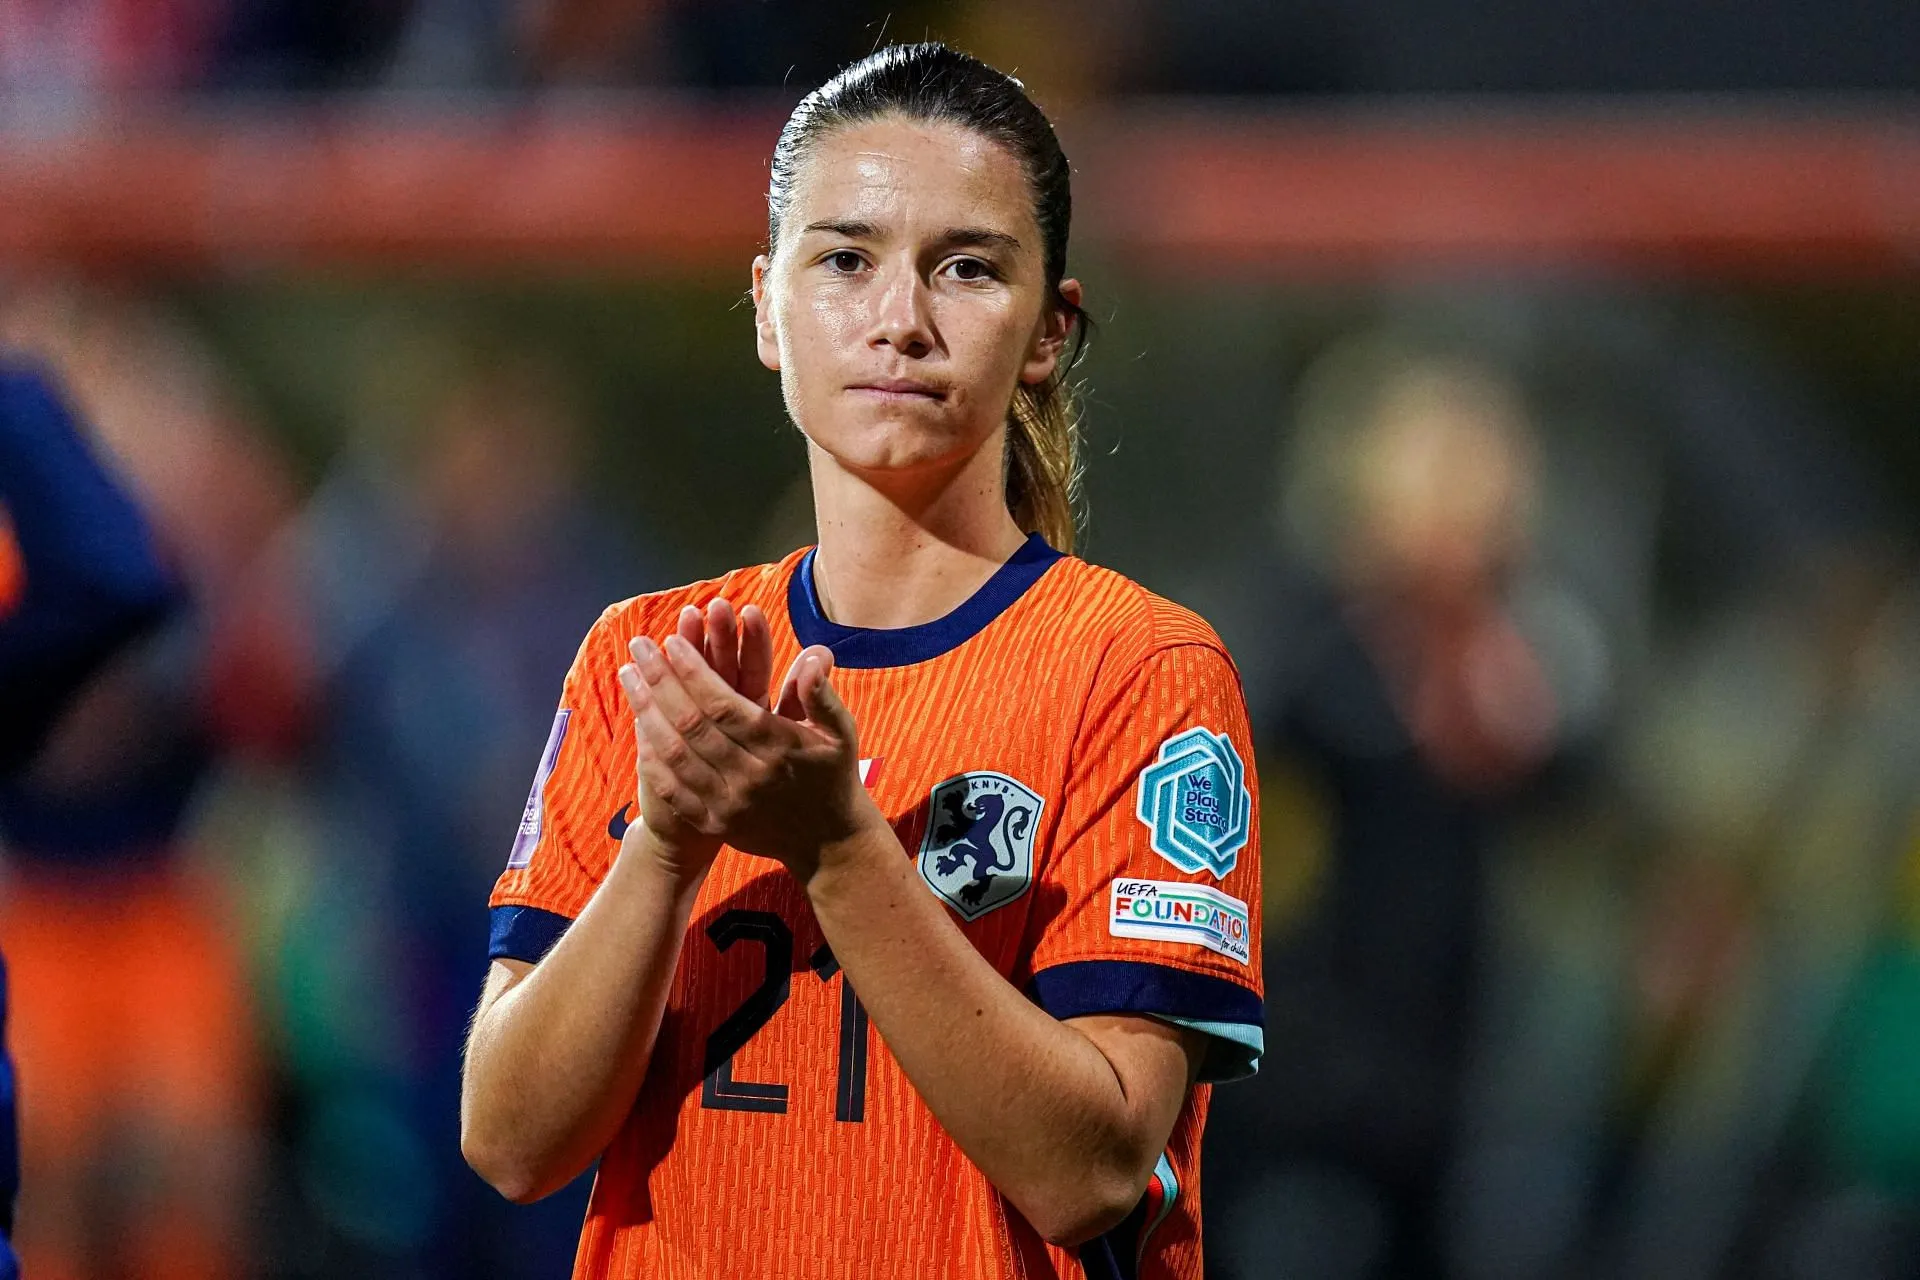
[
  {"x1": 918, "y1": 771, "x2": 1044, "y2": 921},
  {"x1": 932, "y1": 788, "x2": 1035, "y2": 908}
]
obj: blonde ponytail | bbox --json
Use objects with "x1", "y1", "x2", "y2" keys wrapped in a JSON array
[{"x1": 1006, "y1": 370, "x2": 1082, "y2": 555}]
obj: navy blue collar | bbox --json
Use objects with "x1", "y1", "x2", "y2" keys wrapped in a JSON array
[{"x1": 788, "y1": 533, "x2": 1064, "y2": 669}]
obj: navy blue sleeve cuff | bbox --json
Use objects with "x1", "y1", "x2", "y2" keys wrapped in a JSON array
[
  {"x1": 1028, "y1": 959, "x2": 1265, "y2": 1083},
  {"x1": 488, "y1": 905, "x2": 574, "y2": 964}
]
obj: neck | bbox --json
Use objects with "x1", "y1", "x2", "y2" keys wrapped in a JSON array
[{"x1": 806, "y1": 435, "x2": 1029, "y2": 630}]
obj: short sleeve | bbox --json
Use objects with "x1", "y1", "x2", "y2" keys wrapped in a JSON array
[
  {"x1": 1025, "y1": 642, "x2": 1265, "y2": 1083},
  {"x1": 486, "y1": 605, "x2": 628, "y2": 964}
]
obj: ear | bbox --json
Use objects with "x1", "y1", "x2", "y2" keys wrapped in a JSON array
[
  {"x1": 1018, "y1": 277, "x2": 1081, "y2": 387},
  {"x1": 752, "y1": 254, "x2": 781, "y2": 373}
]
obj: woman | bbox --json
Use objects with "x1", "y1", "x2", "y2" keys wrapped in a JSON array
[{"x1": 461, "y1": 43, "x2": 1264, "y2": 1280}]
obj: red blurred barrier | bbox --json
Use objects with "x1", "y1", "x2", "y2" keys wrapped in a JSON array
[
  {"x1": 1085, "y1": 106, "x2": 1920, "y2": 275},
  {"x1": 0, "y1": 106, "x2": 773, "y2": 270},
  {"x1": 0, "y1": 101, "x2": 1915, "y2": 275}
]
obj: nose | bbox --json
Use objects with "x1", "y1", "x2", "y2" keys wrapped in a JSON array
[{"x1": 867, "y1": 262, "x2": 935, "y2": 359}]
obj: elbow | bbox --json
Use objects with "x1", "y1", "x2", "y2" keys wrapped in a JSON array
[
  {"x1": 460, "y1": 1122, "x2": 557, "y2": 1206},
  {"x1": 1017, "y1": 1168, "x2": 1147, "y2": 1250}
]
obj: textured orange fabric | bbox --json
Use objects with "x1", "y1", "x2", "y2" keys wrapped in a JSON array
[{"x1": 489, "y1": 547, "x2": 1263, "y2": 1280}]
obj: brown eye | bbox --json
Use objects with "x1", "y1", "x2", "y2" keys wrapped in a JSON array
[
  {"x1": 826, "y1": 251, "x2": 865, "y2": 273},
  {"x1": 948, "y1": 258, "x2": 991, "y2": 281}
]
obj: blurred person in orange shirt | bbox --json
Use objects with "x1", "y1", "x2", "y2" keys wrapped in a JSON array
[
  {"x1": 0, "y1": 288, "x2": 310, "y2": 1280},
  {"x1": 0, "y1": 357, "x2": 182, "y2": 1280}
]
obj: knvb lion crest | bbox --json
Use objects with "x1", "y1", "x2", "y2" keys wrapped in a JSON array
[
  {"x1": 917, "y1": 772, "x2": 1043, "y2": 922},
  {"x1": 1137, "y1": 727, "x2": 1251, "y2": 878}
]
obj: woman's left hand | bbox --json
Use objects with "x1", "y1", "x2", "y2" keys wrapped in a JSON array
[{"x1": 617, "y1": 602, "x2": 884, "y2": 883}]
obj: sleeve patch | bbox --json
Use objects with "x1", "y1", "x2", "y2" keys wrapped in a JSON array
[
  {"x1": 507, "y1": 709, "x2": 571, "y2": 869},
  {"x1": 1109, "y1": 878, "x2": 1251, "y2": 965},
  {"x1": 1134, "y1": 726, "x2": 1252, "y2": 878}
]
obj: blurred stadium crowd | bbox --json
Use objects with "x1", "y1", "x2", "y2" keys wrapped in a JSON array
[
  {"x1": 0, "y1": 0, "x2": 1915, "y2": 99},
  {"x1": 1, "y1": 4, "x2": 1918, "y2": 1280}
]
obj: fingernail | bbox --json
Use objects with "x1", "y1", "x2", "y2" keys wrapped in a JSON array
[
  {"x1": 636, "y1": 637, "x2": 659, "y2": 663},
  {"x1": 665, "y1": 634, "x2": 695, "y2": 663}
]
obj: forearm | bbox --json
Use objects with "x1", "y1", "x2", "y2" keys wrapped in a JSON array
[
  {"x1": 461, "y1": 840, "x2": 702, "y2": 1201},
  {"x1": 804, "y1": 823, "x2": 1160, "y2": 1243},
  {"x1": 605, "y1": 625, "x2": 1192, "y2": 1238}
]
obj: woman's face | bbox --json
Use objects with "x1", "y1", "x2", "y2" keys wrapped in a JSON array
[{"x1": 753, "y1": 116, "x2": 1079, "y2": 485}]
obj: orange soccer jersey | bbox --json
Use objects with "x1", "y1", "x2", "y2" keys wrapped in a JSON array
[{"x1": 488, "y1": 535, "x2": 1265, "y2": 1280}]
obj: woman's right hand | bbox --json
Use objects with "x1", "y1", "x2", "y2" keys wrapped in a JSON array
[{"x1": 617, "y1": 597, "x2": 773, "y2": 884}]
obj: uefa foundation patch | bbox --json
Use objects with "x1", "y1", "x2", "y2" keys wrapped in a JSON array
[
  {"x1": 508, "y1": 709, "x2": 571, "y2": 869},
  {"x1": 1135, "y1": 726, "x2": 1251, "y2": 878},
  {"x1": 1109, "y1": 878, "x2": 1251, "y2": 965}
]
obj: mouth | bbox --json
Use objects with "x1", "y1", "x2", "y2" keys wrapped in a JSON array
[{"x1": 847, "y1": 380, "x2": 948, "y2": 404}]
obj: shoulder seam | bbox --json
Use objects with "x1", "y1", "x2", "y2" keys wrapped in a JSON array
[
  {"x1": 597, "y1": 553, "x2": 803, "y2": 627},
  {"x1": 1063, "y1": 557, "x2": 1238, "y2": 671}
]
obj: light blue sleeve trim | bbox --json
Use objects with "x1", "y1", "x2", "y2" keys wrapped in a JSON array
[{"x1": 1152, "y1": 1016, "x2": 1264, "y2": 1083}]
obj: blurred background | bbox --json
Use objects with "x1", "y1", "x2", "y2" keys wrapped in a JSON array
[{"x1": 0, "y1": 2, "x2": 1916, "y2": 1278}]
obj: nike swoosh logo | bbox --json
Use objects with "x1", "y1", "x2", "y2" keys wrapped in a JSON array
[{"x1": 606, "y1": 758, "x2": 883, "y2": 842}]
